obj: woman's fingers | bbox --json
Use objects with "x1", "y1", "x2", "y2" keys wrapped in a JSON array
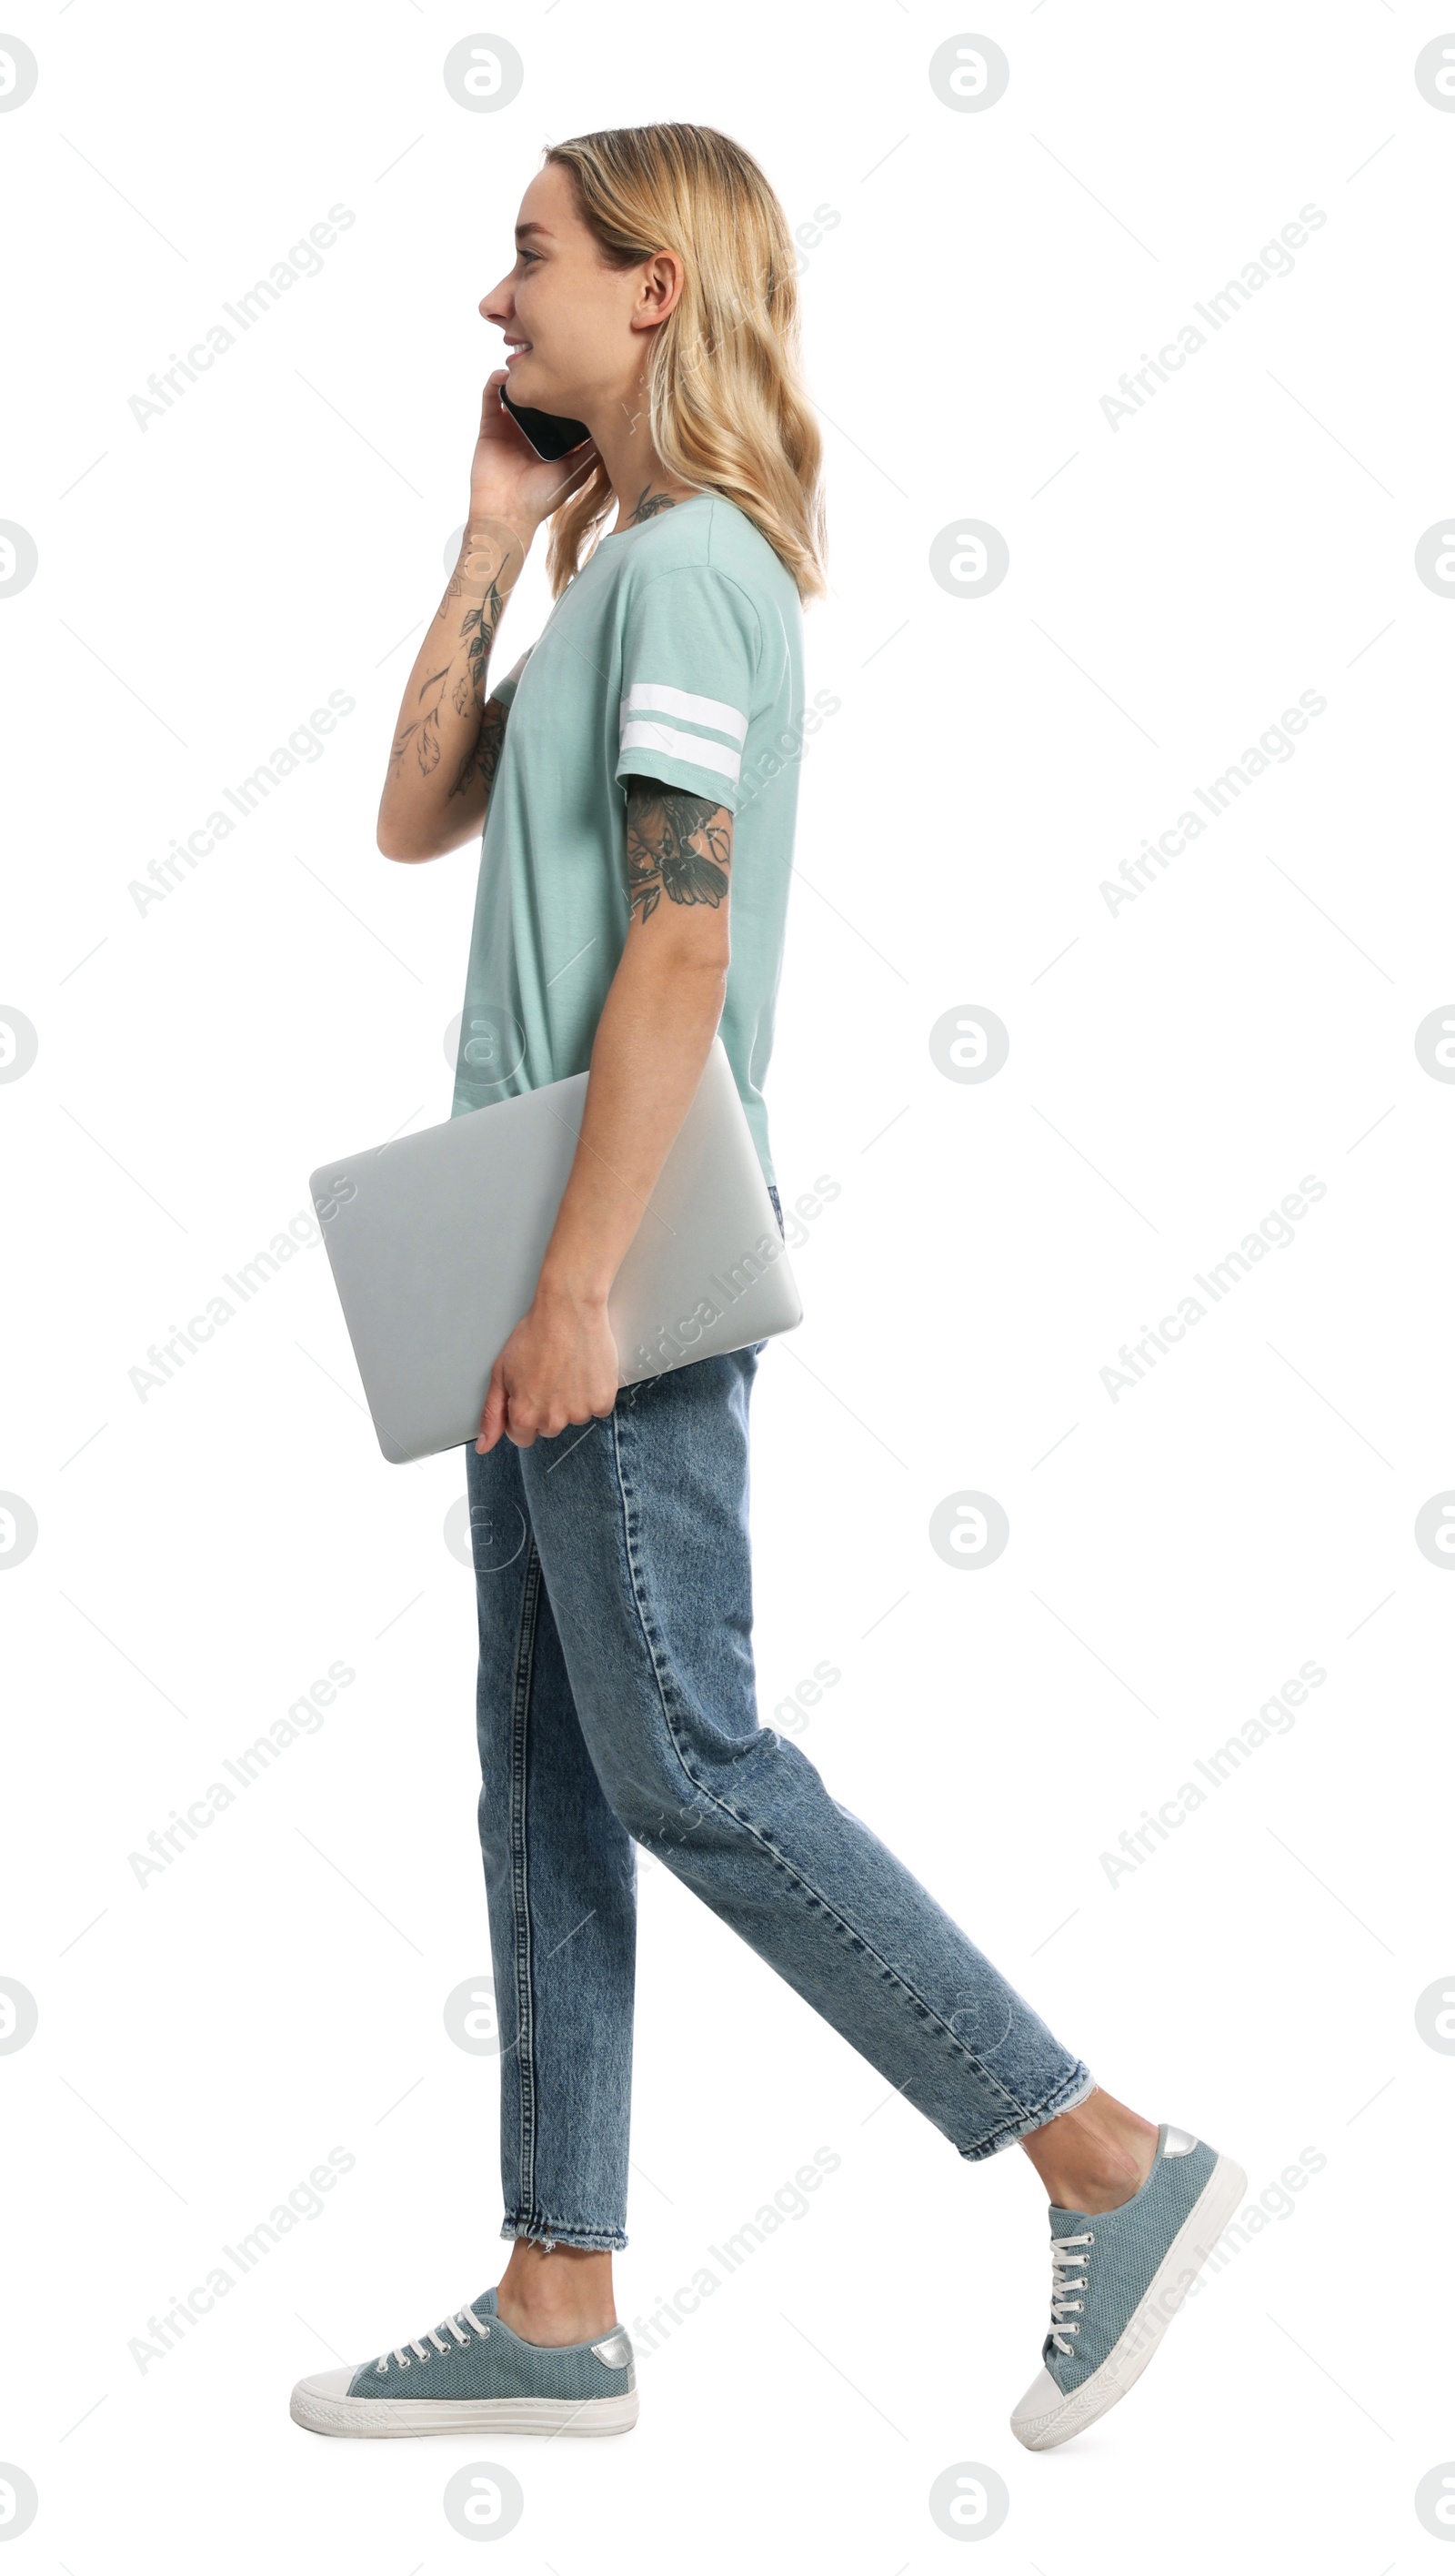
[{"x1": 476, "y1": 1361, "x2": 509, "y2": 1454}]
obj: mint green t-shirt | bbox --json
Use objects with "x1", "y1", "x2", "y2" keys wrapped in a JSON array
[{"x1": 449, "y1": 491, "x2": 805, "y2": 1184}]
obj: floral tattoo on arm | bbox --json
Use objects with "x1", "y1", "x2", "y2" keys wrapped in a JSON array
[
  {"x1": 388, "y1": 564, "x2": 507, "y2": 788},
  {"x1": 448, "y1": 693, "x2": 507, "y2": 803},
  {"x1": 624, "y1": 780, "x2": 732, "y2": 921}
]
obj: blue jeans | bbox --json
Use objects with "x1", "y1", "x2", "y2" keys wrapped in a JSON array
[{"x1": 465, "y1": 1243, "x2": 1093, "y2": 2249}]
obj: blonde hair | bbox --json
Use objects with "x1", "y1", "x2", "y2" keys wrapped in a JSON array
[{"x1": 538, "y1": 123, "x2": 827, "y2": 605}]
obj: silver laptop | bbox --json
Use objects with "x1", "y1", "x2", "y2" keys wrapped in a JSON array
[{"x1": 309, "y1": 1038, "x2": 801, "y2": 1464}]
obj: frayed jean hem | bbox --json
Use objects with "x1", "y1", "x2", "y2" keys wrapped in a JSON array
[
  {"x1": 500, "y1": 2215, "x2": 627, "y2": 2254},
  {"x1": 958, "y1": 2061, "x2": 1097, "y2": 2163}
]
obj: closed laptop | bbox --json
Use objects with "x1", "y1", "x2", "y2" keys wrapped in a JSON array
[{"x1": 309, "y1": 1039, "x2": 802, "y2": 1464}]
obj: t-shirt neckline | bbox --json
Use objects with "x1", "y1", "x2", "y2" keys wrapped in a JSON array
[{"x1": 598, "y1": 491, "x2": 713, "y2": 545}]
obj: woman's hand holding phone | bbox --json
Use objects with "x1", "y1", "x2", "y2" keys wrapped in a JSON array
[
  {"x1": 469, "y1": 367, "x2": 597, "y2": 544},
  {"x1": 376, "y1": 370, "x2": 592, "y2": 862}
]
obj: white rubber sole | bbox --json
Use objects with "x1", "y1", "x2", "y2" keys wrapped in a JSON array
[
  {"x1": 290, "y1": 2382, "x2": 639, "y2": 2440},
  {"x1": 1010, "y1": 2149, "x2": 1248, "y2": 2451}
]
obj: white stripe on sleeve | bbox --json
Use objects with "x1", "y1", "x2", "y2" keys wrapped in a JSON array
[
  {"x1": 618, "y1": 719, "x2": 742, "y2": 785},
  {"x1": 619, "y1": 681, "x2": 748, "y2": 744}
]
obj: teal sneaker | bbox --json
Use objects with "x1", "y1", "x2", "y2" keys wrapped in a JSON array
[
  {"x1": 290, "y1": 2288, "x2": 637, "y2": 2438},
  {"x1": 1010, "y1": 2123, "x2": 1246, "y2": 2450}
]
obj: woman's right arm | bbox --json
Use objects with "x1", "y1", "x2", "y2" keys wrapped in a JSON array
[
  {"x1": 376, "y1": 367, "x2": 597, "y2": 864},
  {"x1": 376, "y1": 515, "x2": 526, "y2": 861}
]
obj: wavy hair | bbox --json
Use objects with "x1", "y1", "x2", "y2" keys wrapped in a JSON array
[{"x1": 537, "y1": 124, "x2": 827, "y2": 605}]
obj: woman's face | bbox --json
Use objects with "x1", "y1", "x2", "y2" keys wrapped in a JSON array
[{"x1": 480, "y1": 161, "x2": 679, "y2": 429}]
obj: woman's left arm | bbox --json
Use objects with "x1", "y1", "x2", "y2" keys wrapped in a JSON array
[{"x1": 475, "y1": 780, "x2": 733, "y2": 1452}]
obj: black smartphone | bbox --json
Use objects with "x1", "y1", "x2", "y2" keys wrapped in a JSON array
[{"x1": 498, "y1": 383, "x2": 592, "y2": 460}]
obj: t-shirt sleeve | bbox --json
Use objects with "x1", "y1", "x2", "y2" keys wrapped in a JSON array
[
  {"x1": 488, "y1": 646, "x2": 534, "y2": 708},
  {"x1": 616, "y1": 566, "x2": 761, "y2": 813}
]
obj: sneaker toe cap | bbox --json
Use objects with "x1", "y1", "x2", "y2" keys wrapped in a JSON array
[
  {"x1": 293, "y1": 2365, "x2": 357, "y2": 2401},
  {"x1": 1010, "y1": 2367, "x2": 1065, "y2": 2441}
]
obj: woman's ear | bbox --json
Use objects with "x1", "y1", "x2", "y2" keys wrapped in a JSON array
[{"x1": 637, "y1": 248, "x2": 686, "y2": 325}]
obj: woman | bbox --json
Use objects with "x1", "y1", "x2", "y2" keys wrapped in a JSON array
[{"x1": 289, "y1": 122, "x2": 1241, "y2": 2452}]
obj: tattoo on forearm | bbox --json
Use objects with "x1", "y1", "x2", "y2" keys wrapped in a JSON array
[
  {"x1": 388, "y1": 576, "x2": 506, "y2": 781},
  {"x1": 448, "y1": 692, "x2": 507, "y2": 804},
  {"x1": 388, "y1": 663, "x2": 449, "y2": 779},
  {"x1": 455, "y1": 580, "x2": 499, "y2": 706},
  {"x1": 625, "y1": 780, "x2": 731, "y2": 921}
]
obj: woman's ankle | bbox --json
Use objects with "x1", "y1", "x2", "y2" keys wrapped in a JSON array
[
  {"x1": 495, "y1": 2239, "x2": 617, "y2": 2345},
  {"x1": 1018, "y1": 2088, "x2": 1159, "y2": 2213}
]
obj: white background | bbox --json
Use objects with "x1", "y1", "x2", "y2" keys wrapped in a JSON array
[{"x1": 3, "y1": 1, "x2": 1451, "y2": 2566}]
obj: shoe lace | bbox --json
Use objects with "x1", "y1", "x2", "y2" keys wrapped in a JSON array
[
  {"x1": 372, "y1": 2301, "x2": 490, "y2": 2375},
  {"x1": 1048, "y1": 2229, "x2": 1094, "y2": 2357}
]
